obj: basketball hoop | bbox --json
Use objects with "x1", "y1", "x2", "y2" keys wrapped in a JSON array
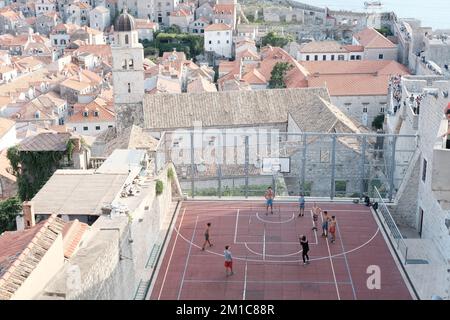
[
  {"x1": 261, "y1": 157, "x2": 290, "y2": 175},
  {"x1": 271, "y1": 164, "x2": 281, "y2": 174}
]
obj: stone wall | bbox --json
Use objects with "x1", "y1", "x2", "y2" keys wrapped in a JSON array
[
  {"x1": 391, "y1": 151, "x2": 420, "y2": 228},
  {"x1": 289, "y1": 139, "x2": 368, "y2": 197},
  {"x1": 115, "y1": 102, "x2": 144, "y2": 133},
  {"x1": 416, "y1": 85, "x2": 450, "y2": 259},
  {"x1": 332, "y1": 95, "x2": 387, "y2": 127}
]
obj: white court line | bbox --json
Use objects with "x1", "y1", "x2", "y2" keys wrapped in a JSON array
[
  {"x1": 177, "y1": 215, "x2": 199, "y2": 300},
  {"x1": 263, "y1": 229, "x2": 266, "y2": 261},
  {"x1": 243, "y1": 261, "x2": 248, "y2": 300},
  {"x1": 172, "y1": 221, "x2": 380, "y2": 263},
  {"x1": 234, "y1": 209, "x2": 240, "y2": 244},
  {"x1": 184, "y1": 279, "x2": 353, "y2": 285},
  {"x1": 245, "y1": 242, "x2": 302, "y2": 258},
  {"x1": 336, "y1": 220, "x2": 357, "y2": 300},
  {"x1": 321, "y1": 213, "x2": 340, "y2": 300},
  {"x1": 256, "y1": 212, "x2": 295, "y2": 224},
  {"x1": 157, "y1": 208, "x2": 187, "y2": 300},
  {"x1": 239, "y1": 241, "x2": 301, "y2": 245}
]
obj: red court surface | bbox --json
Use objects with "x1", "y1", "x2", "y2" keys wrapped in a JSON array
[{"x1": 150, "y1": 201, "x2": 413, "y2": 300}]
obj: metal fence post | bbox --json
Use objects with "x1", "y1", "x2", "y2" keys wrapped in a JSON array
[
  {"x1": 330, "y1": 135, "x2": 337, "y2": 200},
  {"x1": 244, "y1": 136, "x2": 249, "y2": 199},
  {"x1": 359, "y1": 136, "x2": 367, "y2": 199},
  {"x1": 190, "y1": 132, "x2": 195, "y2": 199},
  {"x1": 388, "y1": 136, "x2": 397, "y2": 202},
  {"x1": 217, "y1": 133, "x2": 222, "y2": 198},
  {"x1": 301, "y1": 134, "x2": 307, "y2": 195}
]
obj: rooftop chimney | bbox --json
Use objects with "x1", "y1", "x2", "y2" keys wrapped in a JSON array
[{"x1": 22, "y1": 201, "x2": 35, "y2": 229}]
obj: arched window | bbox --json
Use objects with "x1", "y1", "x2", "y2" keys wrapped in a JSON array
[
  {"x1": 122, "y1": 59, "x2": 127, "y2": 70},
  {"x1": 125, "y1": 34, "x2": 129, "y2": 45},
  {"x1": 128, "y1": 59, "x2": 134, "y2": 69},
  {"x1": 128, "y1": 83, "x2": 131, "y2": 93}
]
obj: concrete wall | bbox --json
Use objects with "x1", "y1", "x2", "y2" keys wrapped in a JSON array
[
  {"x1": 415, "y1": 84, "x2": 450, "y2": 258},
  {"x1": 391, "y1": 151, "x2": 420, "y2": 228},
  {"x1": 89, "y1": 8, "x2": 110, "y2": 32},
  {"x1": 12, "y1": 234, "x2": 65, "y2": 300},
  {"x1": 289, "y1": 139, "x2": 364, "y2": 197},
  {"x1": 0, "y1": 124, "x2": 16, "y2": 151},
  {"x1": 364, "y1": 47, "x2": 398, "y2": 61},
  {"x1": 298, "y1": 52, "x2": 350, "y2": 62},
  {"x1": 115, "y1": 102, "x2": 144, "y2": 133},
  {"x1": 204, "y1": 29, "x2": 233, "y2": 58},
  {"x1": 332, "y1": 95, "x2": 387, "y2": 127},
  {"x1": 68, "y1": 120, "x2": 115, "y2": 136}
]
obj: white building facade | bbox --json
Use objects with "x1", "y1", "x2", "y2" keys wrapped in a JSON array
[
  {"x1": 117, "y1": 0, "x2": 179, "y2": 26},
  {"x1": 204, "y1": 23, "x2": 233, "y2": 58},
  {"x1": 89, "y1": 6, "x2": 111, "y2": 31}
]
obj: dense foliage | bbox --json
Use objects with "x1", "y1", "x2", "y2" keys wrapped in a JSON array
[
  {"x1": 7, "y1": 143, "x2": 72, "y2": 201},
  {"x1": 165, "y1": 25, "x2": 182, "y2": 34},
  {"x1": 155, "y1": 33, "x2": 204, "y2": 59},
  {"x1": 0, "y1": 197, "x2": 22, "y2": 234},
  {"x1": 261, "y1": 31, "x2": 294, "y2": 48},
  {"x1": 376, "y1": 27, "x2": 393, "y2": 37},
  {"x1": 372, "y1": 114, "x2": 385, "y2": 130},
  {"x1": 268, "y1": 62, "x2": 293, "y2": 89},
  {"x1": 167, "y1": 167, "x2": 174, "y2": 180},
  {"x1": 155, "y1": 180, "x2": 164, "y2": 196}
]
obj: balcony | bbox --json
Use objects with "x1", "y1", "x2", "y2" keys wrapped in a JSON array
[{"x1": 431, "y1": 118, "x2": 450, "y2": 210}]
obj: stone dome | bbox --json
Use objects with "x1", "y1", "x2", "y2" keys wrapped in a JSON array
[{"x1": 115, "y1": 9, "x2": 136, "y2": 32}]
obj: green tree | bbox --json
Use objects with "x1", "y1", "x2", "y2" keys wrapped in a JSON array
[
  {"x1": 0, "y1": 197, "x2": 22, "y2": 234},
  {"x1": 268, "y1": 62, "x2": 293, "y2": 89},
  {"x1": 372, "y1": 114, "x2": 385, "y2": 130},
  {"x1": 165, "y1": 25, "x2": 182, "y2": 34},
  {"x1": 155, "y1": 33, "x2": 204, "y2": 59},
  {"x1": 262, "y1": 31, "x2": 293, "y2": 48},
  {"x1": 376, "y1": 27, "x2": 393, "y2": 37},
  {"x1": 7, "y1": 146, "x2": 67, "y2": 201},
  {"x1": 155, "y1": 180, "x2": 164, "y2": 195}
]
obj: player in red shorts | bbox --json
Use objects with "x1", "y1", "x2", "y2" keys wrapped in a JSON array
[{"x1": 224, "y1": 245, "x2": 234, "y2": 276}]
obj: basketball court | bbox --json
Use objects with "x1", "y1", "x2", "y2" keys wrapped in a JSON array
[{"x1": 150, "y1": 201, "x2": 414, "y2": 300}]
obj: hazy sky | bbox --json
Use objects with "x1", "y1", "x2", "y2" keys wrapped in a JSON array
[{"x1": 300, "y1": 0, "x2": 450, "y2": 29}]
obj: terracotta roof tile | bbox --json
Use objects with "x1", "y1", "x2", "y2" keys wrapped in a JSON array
[
  {"x1": 343, "y1": 45, "x2": 365, "y2": 52},
  {"x1": 353, "y1": 27, "x2": 396, "y2": 49},
  {"x1": 303, "y1": 60, "x2": 409, "y2": 96},
  {"x1": 62, "y1": 219, "x2": 89, "y2": 259},
  {"x1": 205, "y1": 23, "x2": 232, "y2": 31},
  {"x1": 68, "y1": 98, "x2": 115, "y2": 123},
  {"x1": 18, "y1": 132, "x2": 71, "y2": 152},
  {"x1": 0, "y1": 214, "x2": 64, "y2": 300},
  {"x1": 299, "y1": 41, "x2": 348, "y2": 53},
  {"x1": 213, "y1": 4, "x2": 235, "y2": 14},
  {"x1": 187, "y1": 76, "x2": 217, "y2": 93}
]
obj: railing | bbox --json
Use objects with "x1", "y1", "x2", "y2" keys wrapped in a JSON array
[
  {"x1": 373, "y1": 186, "x2": 408, "y2": 265},
  {"x1": 90, "y1": 157, "x2": 107, "y2": 169}
]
